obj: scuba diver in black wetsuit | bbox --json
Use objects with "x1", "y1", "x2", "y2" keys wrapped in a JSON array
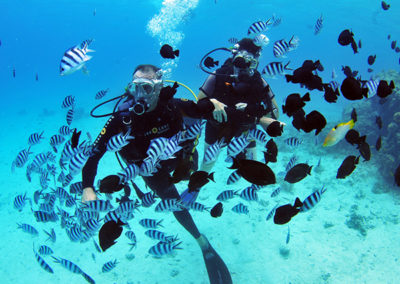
[
  {"x1": 81, "y1": 64, "x2": 233, "y2": 284},
  {"x1": 197, "y1": 38, "x2": 285, "y2": 173}
]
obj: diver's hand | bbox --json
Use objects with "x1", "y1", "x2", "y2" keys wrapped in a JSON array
[
  {"x1": 235, "y1": 102, "x2": 248, "y2": 111},
  {"x1": 82, "y1": 187, "x2": 98, "y2": 203},
  {"x1": 210, "y1": 98, "x2": 227, "y2": 123}
]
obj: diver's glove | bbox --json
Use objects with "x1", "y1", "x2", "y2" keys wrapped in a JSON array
[{"x1": 180, "y1": 188, "x2": 199, "y2": 208}]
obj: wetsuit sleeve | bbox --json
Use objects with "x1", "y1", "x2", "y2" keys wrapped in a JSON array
[
  {"x1": 173, "y1": 98, "x2": 215, "y2": 119},
  {"x1": 82, "y1": 115, "x2": 122, "y2": 188},
  {"x1": 199, "y1": 73, "x2": 217, "y2": 97}
]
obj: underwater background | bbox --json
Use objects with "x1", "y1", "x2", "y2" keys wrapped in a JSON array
[{"x1": 1, "y1": 0, "x2": 400, "y2": 283}]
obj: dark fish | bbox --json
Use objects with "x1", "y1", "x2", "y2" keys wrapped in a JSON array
[
  {"x1": 264, "y1": 139, "x2": 278, "y2": 163},
  {"x1": 70, "y1": 128, "x2": 81, "y2": 149},
  {"x1": 98, "y1": 175, "x2": 124, "y2": 193},
  {"x1": 36, "y1": 73, "x2": 39, "y2": 81},
  {"x1": 294, "y1": 110, "x2": 326, "y2": 135},
  {"x1": 367, "y1": 55, "x2": 376, "y2": 65},
  {"x1": 382, "y1": 1, "x2": 390, "y2": 10},
  {"x1": 282, "y1": 92, "x2": 310, "y2": 117},
  {"x1": 342, "y1": 66, "x2": 358, "y2": 78},
  {"x1": 338, "y1": 29, "x2": 354, "y2": 46},
  {"x1": 391, "y1": 40, "x2": 396, "y2": 50},
  {"x1": 351, "y1": 108, "x2": 357, "y2": 123},
  {"x1": 388, "y1": 34, "x2": 391, "y2": 40},
  {"x1": 340, "y1": 77, "x2": 368, "y2": 100},
  {"x1": 367, "y1": 68, "x2": 373, "y2": 73},
  {"x1": 345, "y1": 129, "x2": 365, "y2": 146},
  {"x1": 229, "y1": 158, "x2": 276, "y2": 186},
  {"x1": 396, "y1": 47, "x2": 400, "y2": 53},
  {"x1": 266, "y1": 121, "x2": 284, "y2": 137},
  {"x1": 394, "y1": 164, "x2": 400, "y2": 187},
  {"x1": 323, "y1": 84, "x2": 340, "y2": 103},
  {"x1": 284, "y1": 163, "x2": 312, "y2": 184},
  {"x1": 376, "y1": 80, "x2": 395, "y2": 98},
  {"x1": 159, "y1": 81, "x2": 179, "y2": 102},
  {"x1": 286, "y1": 226, "x2": 290, "y2": 244},
  {"x1": 273, "y1": 197, "x2": 303, "y2": 225},
  {"x1": 204, "y1": 56, "x2": 219, "y2": 69},
  {"x1": 99, "y1": 219, "x2": 125, "y2": 252},
  {"x1": 170, "y1": 156, "x2": 193, "y2": 183},
  {"x1": 336, "y1": 155, "x2": 359, "y2": 179},
  {"x1": 376, "y1": 136, "x2": 381, "y2": 151},
  {"x1": 358, "y1": 40, "x2": 362, "y2": 49},
  {"x1": 188, "y1": 171, "x2": 214, "y2": 192},
  {"x1": 210, "y1": 202, "x2": 223, "y2": 218},
  {"x1": 376, "y1": 116, "x2": 383, "y2": 129},
  {"x1": 13, "y1": 68, "x2": 16, "y2": 78},
  {"x1": 357, "y1": 141, "x2": 371, "y2": 161},
  {"x1": 160, "y1": 44, "x2": 179, "y2": 59},
  {"x1": 285, "y1": 60, "x2": 324, "y2": 91}
]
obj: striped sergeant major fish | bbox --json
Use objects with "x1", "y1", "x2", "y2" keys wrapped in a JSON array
[
  {"x1": 50, "y1": 134, "x2": 65, "y2": 153},
  {"x1": 239, "y1": 186, "x2": 258, "y2": 201},
  {"x1": 217, "y1": 190, "x2": 239, "y2": 201},
  {"x1": 33, "y1": 245, "x2": 54, "y2": 274},
  {"x1": 181, "y1": 120, "x2": 205, "y2": 142},
  {"x1": 59, "y1": 125, "x2": 73, "y2": 136},
  {"x1": 125, "y1": 230, "x2": 137, "y2": 250},
  {"x1": 82, "y1": 200, "x2": 114, "y2": 212},
  {"x1": 14, "y1": 193, "x2": 30, "y2": 211},
  {"x1": 203, "y1": 138, "x2": 225, "y2": 165},
  {"x1": 155, "y1": 199, "x2": 182, "y2": 212},
  {"x1": 12, "y1": 147, "x2": 32, "y2": 172},
  {"x1": 52, "y1": 257, "x2": 83, "y2": 274},
  {"x1": 266, "y1": 204, "x2": 279, "y2": 221},
  {"x1": 362, "y1": 79, "x2": 379, "y2": 98},
  {"x1": 139, "y1": 218, "x2": 163, "y2": 229},
  {"x1": 158, "y1": 136, "x2": 182, "y2": 161},
  {"x1": 118, "y1": 163, "x2": 139, "y2": 183},
  {"x1": 28, "y1": 131, "x2": 44, "y2": 145},
  {"x1": 38, "y1": 245, "x2": 54, "y2": 256},
  {"x1": 106, "y1": 129, "x2": 134, "y2": 152},
  {"x1": 284, "y1": 137, "x2": 302, "y2": 147},
  {"x1": 102, "y1": 259, "x2": 118, "y2": 273},
  {"x1": 314, "y1": 14, "x2": 323, "y2": 35},
  {"x1": 247, "y1": 19, "x2": 272, "y2": 35},
  {"x1": 247, "y1": 129, "x2": 267, "y2": 144},
  {"x1": 189, "y1": 202, "x2": 210, "y2": 212},
  {"x1": 270, "y1": 187, "x2": 281, "y2": 198},
  {"x1": 227, "y1": 170, "x2": 241, "y2": 185},
  {"x1": 146, "y1": 137, "x2": 169, "y2": 160},
  {"x1": 31, "y1": 153, "x2": 48, "y2": 169},
  {"x1": 149, "y1": 241, "x2": 182, "y2": 257},
  {"x1": 228, "y1": 37, "x2": 238, "y2": 44},
  {"x1": 139, "y1": 157, "x2": 159, "y2": 176},
  {"x1": 300, "y1": 186, "x2": 327, "y2": 212},
  {"x1": 34, "y1": 210, "x2": 59, "y2": 223},
  {"x1": 61, "y1": 95, "x2": 76, "y2": 108},
  {"x1": 262, "y1": 61, "x2": 291, "y2": 78},
  {"x1": 285, "y1": 155, "x2": 298, "y2": 172},
  {"x1": 271, "y1": 14, "x2": 282, "y2": 27},
  {"x1": 273, "y1": 36, "x2": 300, "y2": 58},
  {"x1": 69, "y1": 151, "x2": 90, "y2": 176},
  {"x1": 17, "y1": 223, "x2": 38, "y2": 235},
  {"x1": 225, "y1": 135, "x2": 250, "y2": 162},
  {"x1": 95, "y1": 88, "x2": 109, "y2": 100},
  {"x1": 253, "y1": 33, "x2": 270, "y2": 47},
  {"x1": 231, "y1": 203, "x2": 249, "y2": 215},
  {"x1": 145, "y1": 229, "x2": 178, "y2": 243},
  {"x1": 66, "y1": 108, "x2": 74, "y2": 125},
  {"x1": 60, "y1": 39, "x2": 94, "y2": 76}
]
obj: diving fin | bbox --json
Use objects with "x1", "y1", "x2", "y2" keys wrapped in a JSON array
[{"x1": 200, "y1": 235, "x2": 232, "y2": 284}]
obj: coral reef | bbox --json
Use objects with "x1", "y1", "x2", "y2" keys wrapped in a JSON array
[{"x1": 342, "y1": 69, "x2": 400, "y2": 185}]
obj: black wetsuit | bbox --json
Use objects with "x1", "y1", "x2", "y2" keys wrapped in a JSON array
[
  {"x1": 200, "y1": 58, "x2": 277, "y2": 146},
  {"x1": 82, "y1": 97, "x2": 214, "y2": 239}
]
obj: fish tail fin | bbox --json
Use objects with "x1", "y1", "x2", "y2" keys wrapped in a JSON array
[
  {"x1": 294, "y1": 197, "x2": 303, "y2": 208},
  {"x1": 284, "y1": 61, "x2": 292, "y2": 70},
  {"x1": 285, "y1": 75, "x2": 292, "y2": 82},
  {"x1": 390, "y1": 80, "x2": 395, "y2": 88},
  {"x1": 303, "y1": 92, "x2": 311, "y2": 102},
  {"x1": 174, "y1": 50, "x2": 180, "y2": 57},
  {"x1": 229, "y1": 158, "x2": 240, "y2": 170}
]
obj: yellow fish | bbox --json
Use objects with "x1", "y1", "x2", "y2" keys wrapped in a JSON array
[{"x1": 323, "y1": 119, "x2": 355, "y2": 147}]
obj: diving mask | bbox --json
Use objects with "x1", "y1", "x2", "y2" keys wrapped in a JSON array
[
  {"x1": 127, "y1": 77, "x2": 163, "y2": 115},
  {"x1": 232, "y1": 50, "x2": 258, "y2": 70}
]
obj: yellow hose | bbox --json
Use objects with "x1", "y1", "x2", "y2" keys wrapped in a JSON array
[{"x1": 164, "y1": 79, "x2": 198, "y2": 101}]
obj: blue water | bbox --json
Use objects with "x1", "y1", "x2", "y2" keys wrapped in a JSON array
[{"x1": 1, "y1": 0, "x2": 400, "y2": 283}]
